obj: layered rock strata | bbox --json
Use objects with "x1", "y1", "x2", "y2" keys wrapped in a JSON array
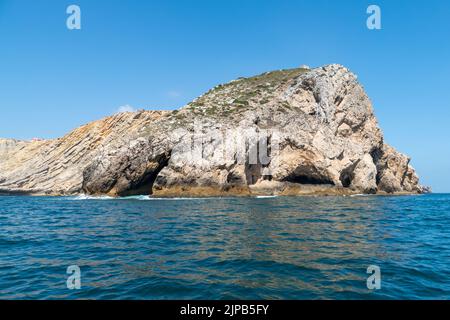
[{"x1": 0, "y1": 64, "x2": 426, "y2": 196}]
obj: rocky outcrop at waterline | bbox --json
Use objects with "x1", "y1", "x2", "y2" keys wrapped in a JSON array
[{"x1": 0, "y1": 64, "x2": 427, "y2": 196}]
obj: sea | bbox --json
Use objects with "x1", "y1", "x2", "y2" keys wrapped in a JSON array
[{"x1": 0, "y1": 193, "x2": 449, "y2": 299}]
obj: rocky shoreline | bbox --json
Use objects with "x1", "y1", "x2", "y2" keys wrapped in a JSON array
[{"x1": 0, "y1": 64, "x2": 428, "y2": 197}]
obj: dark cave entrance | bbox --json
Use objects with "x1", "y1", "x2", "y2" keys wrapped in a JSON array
[
  {"x1": 284, "y1": 174, "x2": 334, "y2": 185},
  {"x1": 340, "y1": 171, "x2": 353, "y2": 188},
  {"x1": 117, "y1": 152, "x2": 171, "y2": 197},
  {"x1": 339, "y1": 161, "x2": 358, "y2": 188},
  {"x1": 282, "y1": 164, "x2": 335, "y2": 186}
]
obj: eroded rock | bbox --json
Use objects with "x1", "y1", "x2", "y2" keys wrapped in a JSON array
[{"x1": 0, "y1": 64, "x2": 426, "y2": 196}]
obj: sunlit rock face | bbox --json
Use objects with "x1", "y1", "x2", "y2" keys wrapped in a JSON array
[{"x1": 0, "y1": 64, "x2": 426, "y2": 196}]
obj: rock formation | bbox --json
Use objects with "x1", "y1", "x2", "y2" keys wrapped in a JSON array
[{"x1": 0, "y1": 64, "x2": 426, "y2": 196}]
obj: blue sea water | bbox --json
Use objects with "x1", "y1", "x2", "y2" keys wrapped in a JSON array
[{"x1": 0, "y1": 194, "x2": 449, "y2": 300}]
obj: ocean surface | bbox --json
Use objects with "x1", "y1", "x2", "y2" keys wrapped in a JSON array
[{"x1": 0, "y1": 194, "x2": 449, "y2": 300}]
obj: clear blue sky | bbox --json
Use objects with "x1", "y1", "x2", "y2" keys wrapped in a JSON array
[{"x1": 0, "y1": 0, "x2": 449, "y2": 192}]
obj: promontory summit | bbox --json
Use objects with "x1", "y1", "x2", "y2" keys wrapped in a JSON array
[{"x1": 0, "y1": 64, "x2": 425, "y2": 197}]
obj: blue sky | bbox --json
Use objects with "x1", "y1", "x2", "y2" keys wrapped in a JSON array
[{"x1": 0, "y1": 0, "x2": 449, "y2": 192}]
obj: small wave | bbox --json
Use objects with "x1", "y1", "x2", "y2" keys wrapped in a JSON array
[
  {"x1": 134, "y1": 197, "x2": 221, "y2": 201},
  {"x1": 255, "y1": 195, "x2": 278, "y2": 199},
  {"x1": 70, "y1": 194, "x2": 115, "y2": 200},
  {"x1": 118, "y1": 195, "x2": 151, "y2": 201},
  {"x1": 67, "y1": 194, "x2": 219, "y2": 201}
]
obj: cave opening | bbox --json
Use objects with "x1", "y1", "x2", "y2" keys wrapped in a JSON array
[
  {"x1": 281, "y1": 163, "x2": 335, "y2": 186},
  {"x1": 284, "y1": 174, "x2": 334, "y2": 185},
  {"x1": 370, "y1": 147, "x2": 383, "y2": 185},
  {"x1": 339, "y1": 167, "x2": 355, "y2": 188},
  {"x1": 340, "y1": 173, "x2": 352, "y2": 188},
  {"x1": 117, "y1": 152, "x2": 171, "y2": 197}
]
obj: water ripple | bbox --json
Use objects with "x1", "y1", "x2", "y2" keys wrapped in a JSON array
[{"x1": 0, "y1": 194, "x2": 449, "y2": 299}]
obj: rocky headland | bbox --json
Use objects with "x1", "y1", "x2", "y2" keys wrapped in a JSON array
[{"x1": 0, "y1": 64, "x2": 427, "y2": 197}]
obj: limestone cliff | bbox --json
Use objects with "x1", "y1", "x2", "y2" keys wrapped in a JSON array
[{"x1": 0, "y1": 64, "x2": 426, "y2": 196}]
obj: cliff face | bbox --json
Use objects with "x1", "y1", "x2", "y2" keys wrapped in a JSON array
[
  {"x1": 0, "y1": 64, "x2": 425, "y2": 196},
  {"x1": 0, "y1": 112, "x2": 168, "y2": 195}
]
